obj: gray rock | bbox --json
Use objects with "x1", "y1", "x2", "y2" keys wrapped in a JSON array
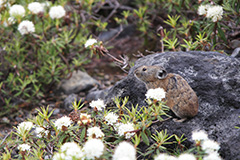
[
  {"x1": 2, "y1": 117, "x2": 10, "y2": 123},
  {"x1": 60, "y1": 70, "x2": 99, "y2": 94},
  {"x1": 86, "y1": 88, "x2": 110, "y2": 101},
  {"x1": 94, "y1": 51, "x2": 240, "y2": 159},
  {"x1": 98, "y1": 24, "x2": 136, "y2": 42},
  {"x1": 52, "y1": 108, "x2": 60, "y2": 115},
  {"x1": 231, "y1": 47, "x2": 240, "y2": 58}
]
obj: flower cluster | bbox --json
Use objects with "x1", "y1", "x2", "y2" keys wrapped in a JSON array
[
  {"x1": 155, "y1": 153, "x2": 196, "y2": 160},
  {"x1": 17, "y1": 121, "x2": 34, "y2": 133},
  {"x1": 203, "y1": 152, "x2": 222, "y2": 160},
  {"x1": 28, "y1": 2, "x2": 44, "y2": 14},
  {"x1": 54, "y1": 116, "x2": 72, "y2": 130},
  {"x1": 198, "y1": 4, "x2": 223, "y2": 22},
  {"x1": 85, "y1": 38, "x2": 97, "y2": 48},
  {"x1": 178, "y1": 153, "x2": 196, "y2": 160},
  {"x1": 49, "y1": 5, "x2": 66, "y2": 19},
  {"x1": 191, "y1": 130, "x2": 208, "y2": 142},
  {"x1": 154, "y1": 130, "x2": 222, "y2": 160},
  {"x1": 18, "y1": 20, "x2": 35, "y2": 35},
  {"x1": 202, "y1": 139, "x2": 220, "y2": 154},
  {"x1": 116, "y1": 122, "x2": 135, "y2": 139},
  {"x1": 198, "y1": 4, "x2": 211, "y2": 16},
  {"x1": 113, "y1": 141, "x2": 136, "y2": 160},
  {"x1": 18, "y1": 143, "x2": 31, "y2": 152},
  {"x1": 145, "y1": 87, "x2": 166, "y2": 101},
  {"x1": 155, "y1": 153, "x2": 177, "y2": 160},
  {"x1": 89, "y1": 99, "x2": 105, "y2": 111},
  {"x1": 192, "y1": 130, "x2": 221, "y2": 159},
  {"x1": 9, "y1": 4, "x2": 25, "y2": 18},
  {"x1": 105, "y1": 112, "x2": 118, "y2": 125},
  {"x1": 78, "y1": 113, "x2": 92, "y2": 125},
  {"x1": 53, "y1": 142, "x2": 83, "y2": 160},
  {"x1": 7, "y1": 2, "x2": 66, "y2": 35},
  {"x1": 35, "y1": 126, "x2": 49, "y2": 138},
  {"x1": 87, "y1": 126, "x2": 104, "y2": 139},
  {"x1": 83, "y1": 139, "x2": 105, "y2": 159}
]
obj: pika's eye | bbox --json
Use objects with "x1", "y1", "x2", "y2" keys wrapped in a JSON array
[
  {"x1": 157, "y1": 69, "x2": 167, "y2": 79},
  {"x1": 142, "y1": 67, "x2": 147, "y2": 71},
  {"x1": 158, "y1": 70, "x2": 164, "y2": 77}
]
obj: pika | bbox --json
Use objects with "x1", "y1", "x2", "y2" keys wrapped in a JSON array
[{"x1": 134, "y1": 65, "x2": 198, "y2": 122}]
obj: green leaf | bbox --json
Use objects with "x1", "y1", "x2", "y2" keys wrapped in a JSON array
[
  {"x1": 217, "y1": 23, "x2": 227, "y2": 43},
  {"x1": 80, "y1": 127, "x2": 86, "y2": 142},
  {"x1": 144, "y1": 149, "x2": 155, "y2": 156},
  {"x1": 141, "y1": 131, "x2": 149, "y2": 146}
]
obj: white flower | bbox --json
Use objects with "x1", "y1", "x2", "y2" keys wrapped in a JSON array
[
  {"x1": 203, "y1": 152, "x2": 222, "y2": 160},
  {"x1": 35, "y1": 127, "x2": 49, "y2": 138},
  {"x1": 155, "y1": 154, "x2": 177, "y2": 160},
  {"x1": 9, "y1": 4, "x2": 25, "y2": 18},
  {"x1": 178, "y1": 153, "x2": 196, "y2": 160},
  {"x1": 117, "y1": 122, "x2": 135, "y2": 139},
  {"x1": 85, "y1": 38, "x2": 97, "y2": 48},
  {"x1": 18, "y1": 20, "x2": 35, "y2": 35},
  {"x1": 83, "y1": 139, "x2": 104, "y2": 159},
  {"x1": 18, "y1": 144, "x2": 31, "y2": 151},
  {"x1": 105, "y1": 112, "x2": 118, "y2": 125},
  {"x1": 17, "y1": 121, "x2": 34, "y2": 133},
  {"x1": 198, "y1": 4, "x2": 211, "y2": 16},
  {"x1": 113, "y1": 141, "x2": 136, "y2": 160},
  {"x1": 78, "y1": 113, "x2": 92, "y2": 125},
  {"x1": 28, "y1": 2, "x2": 44, "y2": 14},
  {"x1": 53, "y1": 153, "x2": 66, "y2": 160},
  {"x1": 60, "y1": 142, "x2": 84, "y2": 159},
  {"x1": 49, "y1": 5, "x2": 66, "y2": 19},
  {"x1": 206, "y1": 5, "x2": 223, "y2": 22},
  {"x1": 192, "y1": 130, "x2": 208, "y2": 142},
  {"x1": 87, "y1": 126, "x2": 104, "y2": 138},
  {"x1": 89, "y1": 99, "x2": 105, "y2": 111},
  {"x1": 54, "y1": 116, "x2": 72, "y2": 130},
  {"x1": 145, "y1": 87, "x2": 166, "y2": 101},
  {"x1": 201, "y1": 139, "x2": 220, "y2": 154}
]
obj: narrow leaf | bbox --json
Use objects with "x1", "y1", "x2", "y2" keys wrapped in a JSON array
[{"x1": 141, "y1": 131, "x2": 150, "y2": 146}]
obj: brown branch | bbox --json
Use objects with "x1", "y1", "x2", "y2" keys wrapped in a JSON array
[
  {"x1": 103, "y1": 0, "x2": 120, "y2": 22},
  {"x1": 105, "y1": 24, "x2": 123, "y2": 45}
]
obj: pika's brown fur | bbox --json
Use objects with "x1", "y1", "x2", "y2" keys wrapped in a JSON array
[{"x1": 134, "y1": 65, "x2": 198, "y2": 121}]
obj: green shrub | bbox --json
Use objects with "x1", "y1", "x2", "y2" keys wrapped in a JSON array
[{"x1": 0, "y1": 95, "x2": 222, "y2": 159}]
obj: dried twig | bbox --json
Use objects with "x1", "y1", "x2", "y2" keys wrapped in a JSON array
[
  {"x1": 105, "y1": 24, "x2": 123, "y2": 45},
  {"x1": 103, "y1": 0, "x2": 120, "y2": 22},
  {"x1": 157, "y1": 26, "x2": 164, "y2": 53},
  {"x1": 133, "y1": 51, "x2": 145, "y2": 58},
  {"x1": 0, "y1": 130, "x2": 12, "y2": 146}
]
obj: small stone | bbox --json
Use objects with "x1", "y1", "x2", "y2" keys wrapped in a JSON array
[
  {"x1": 104, "y1": 75, "x2": 110, "y2": 80},
  {"x1": 2, "y1": 117, "x2": 10, "y2": 123},
  {"x1": 60, "y1": 70, "x2": 99, "y2": 94},
  {"x1": 52, "y1": 108, "x2": 60, "y2": 115}
]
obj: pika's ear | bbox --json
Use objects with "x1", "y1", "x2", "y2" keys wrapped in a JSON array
[{"x1": 157, "y1": 69, "x2": 167, "y2": 79}]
